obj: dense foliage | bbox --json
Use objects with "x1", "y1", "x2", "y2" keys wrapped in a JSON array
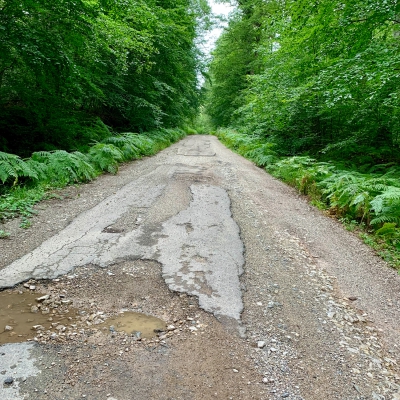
[
  {"x1": 206, "y1": 0, "x2": 400, "y2": 164},
  {"x1": 0, "y1": 0, "x2": 209, "y2": 155},
  {"x1": 216, "y1": 129, "x2": 400, "y2": 269},
  {"x1": 0, "y1": 128, "x2": 187, "y2": 227}
]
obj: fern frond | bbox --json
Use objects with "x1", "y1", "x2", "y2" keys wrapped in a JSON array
[
  {"x1": 0, "y1": 151, "x2": 38, "y2": 184},
  {"x1": 88, "y1": 143, "x2": 124, "y2": 174},
  {"x1": 31, "y1": 150, "x2": 96, "y2": 184}
]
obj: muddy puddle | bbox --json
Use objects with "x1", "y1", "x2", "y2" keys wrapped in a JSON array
[
  {"x1": 1, "y1": 290, "x2": 166, "y2": 344},
  {"x1": 0, "y1": 291, "x2": 77, "y2": 344},
  {"x1": 100, "y1": 312, "x2": 166, "y2": 339}
]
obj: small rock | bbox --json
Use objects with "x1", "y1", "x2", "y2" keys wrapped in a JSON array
[
  {"x1": 31, "y1": 306, "x2": 39, "y2": 313},
  {"x1": 281, "y1": 393, "x2": 290, "y2": 398},
  {"x1": 4, "y1": 377, "x2": 14, "y2": 385},
  {"x1": 32, "y1": 325, "x2": 45, "y2": 331},
  {"x1": 36, "y1": 295, "x2": 50, "y2": 302},
  {"x1": 167, "y1": 325, "x2": 175, "y2": 331},
  {"x1": 233, "y1": 369, "x2": 239, "y2": 373},
  {"x1": 267, "y1": 302, "x2": 275, "y2": 309},
  {"x1": 270, "y1": 347, "x2": 277, "y2": 352},
  {"x1": 348, "y1": 296, "x2": 358, "y2": 301},
  {"x1": 257, "y1": 341, "x2": 266, "y2": 349},
  {"x1": 4, "y1": 326, "x2": 13, "y2": 332},
  {"x1": 327, "y1": 312, "x2": 335, "y2": 318},
  {"x1": 29, "y1": 285, "x2": 36, "y2": 290}
]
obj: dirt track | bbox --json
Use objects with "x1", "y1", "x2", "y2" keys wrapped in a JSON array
[{"x1": 0, "y1": 135, "x2": 399, "y2": 400}]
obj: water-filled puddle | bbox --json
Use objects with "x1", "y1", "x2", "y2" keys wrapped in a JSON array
[
  {"x1": 100, "y1": 312, "x2": 166, "y2": 339},
  {"x1": 0, "y1": 291, "x2": 76, "y2": 345},
  {"x1": 0, "y1": 291, "x2": 166, "y2": 344}
]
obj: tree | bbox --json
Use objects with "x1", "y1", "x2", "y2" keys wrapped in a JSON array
[
  {"x1": 206, "y1": 0, "x2": 400, "y2": 163},
  {"x1": 0, "y1": 0, "x2": 210, "y2": 155}
]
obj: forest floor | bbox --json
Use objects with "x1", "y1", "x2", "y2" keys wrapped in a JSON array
[{"x1": 0, "y1": 135, "x2": 400, "y2": 400}]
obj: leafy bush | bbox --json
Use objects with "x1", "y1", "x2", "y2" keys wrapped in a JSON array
[
  {"x1": 215, "y1": 129, "x2": 400, "y2": 269},
  {"x1": 102, "y1": 135, "x2": 142, "y2": 161},
  {"x1": 216, "y1": 129, "x2": 278, "y2": 167},
  {"x1": 0, "y1": 152, "x2": 39, "y2": 185},
  {"x1": 88, "y1": 143, "x2": 127, "y2": 174},
  {"x1": 30, "y1": 151, "x2": 97, "y2": 185},
  {"x1": 0, "y1": 129, "x2": 187, "y2": 225}
]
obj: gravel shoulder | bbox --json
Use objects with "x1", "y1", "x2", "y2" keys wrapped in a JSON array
[{"x1": 0, "y1": 135, "x2": 399, "y2": 400}]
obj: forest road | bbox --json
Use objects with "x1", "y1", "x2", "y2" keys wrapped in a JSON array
[{"x1": 0, "y1": 135, "x2": 400, "y2": 400}]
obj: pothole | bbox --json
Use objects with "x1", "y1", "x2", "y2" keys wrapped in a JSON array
[
  {"x1": 0, "y1": 288, "x2": 167, "y2": 345},
  {"x1": 99, "y1": 312, "x2": 166, "y2": 339},
  {"x1": 0, "y1": 290, "x2": 78, "y2": 345}
]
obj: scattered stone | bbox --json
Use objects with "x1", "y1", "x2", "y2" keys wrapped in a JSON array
[
  {"x1": 327, "y1": 311, "x2": 335, "y2": 318},
  {"x1": 233, "y1": 369, "x2": 239, "y2": 373},
  {"x1": 4, "y1": 326, "x2": 13, "y2": 332},
  {"x1": 167, "y1": 325, "x2": 175, "y2": 331},
  {"x1": 262, "y1": 377, "x2": 274, "y2": 384},
  {"x1": 257, "y1": 341, "x2": 266, "y2": 349},
  {"x1": 4, "y1": 377, "x2": 14, "y2": 385},
  {"x1": 30, "y1": 306, "x2": 39, "y2": 313},
  {"x1": 32, "y1": 325, "x2": 45, "y2": 331},
  {"x1": 281, "y1": 393, "x2": 290, "y2": 398},
  {"x1": 29, "y1": 285, "x2": 36, "y2": 290},
  {"x1": 348, "y1": 296, "x2": 358, "y2": 301},
  {"x1": 36, "y1": 295, "x2": 50, "y2": 302}
]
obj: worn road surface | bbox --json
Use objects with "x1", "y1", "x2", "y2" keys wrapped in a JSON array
[{"x1": 0, "y1": 135, "x2": 400, "y2": 399}]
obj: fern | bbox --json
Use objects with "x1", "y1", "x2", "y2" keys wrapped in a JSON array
[
  {"x1": 370, "y1": 187, "x2": 400, "y2": 225},
  {"x1": 31, "y1": 150, "x2": 96, "y2": 184},
  {"x1": 123, "y1": 133, "x2": 155, "y2": 155},
  {"x1": 88, "y1": 143, "x2": 124, "y2": 173},
  {"x1": 102, "y1": 135, "x2": 141, "y2": 161},
  {"x1": 0, "y1": 151, "x2": 38, "y2": 184}
]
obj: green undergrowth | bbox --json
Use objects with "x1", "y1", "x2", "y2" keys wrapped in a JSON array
[
  {"x1": 0, "y1": 128, "x2": 188, "y2": 231},
  {"x1": 215, "y1": 129, "x2": 400, "y2": 271}
]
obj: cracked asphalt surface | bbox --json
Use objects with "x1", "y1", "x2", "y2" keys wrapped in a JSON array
[{"x1": 0, "y1": 135, "x2": 400, "y2": 399}]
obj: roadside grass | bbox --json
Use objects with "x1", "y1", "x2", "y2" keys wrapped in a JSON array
[
  {"x1": 0, "y1": 128, "x2": 188, "y2": 232},
  {"x1": 214, "y1": 128, "x2": 400, "y2": 271}
]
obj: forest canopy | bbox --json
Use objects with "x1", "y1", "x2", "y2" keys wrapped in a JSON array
[
  {"x1": 0, "y1": 0, "x2": 210, "y2": 155},
  {"x1": 205, "y1": 0, "x2": 400, "y2": 165}
]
